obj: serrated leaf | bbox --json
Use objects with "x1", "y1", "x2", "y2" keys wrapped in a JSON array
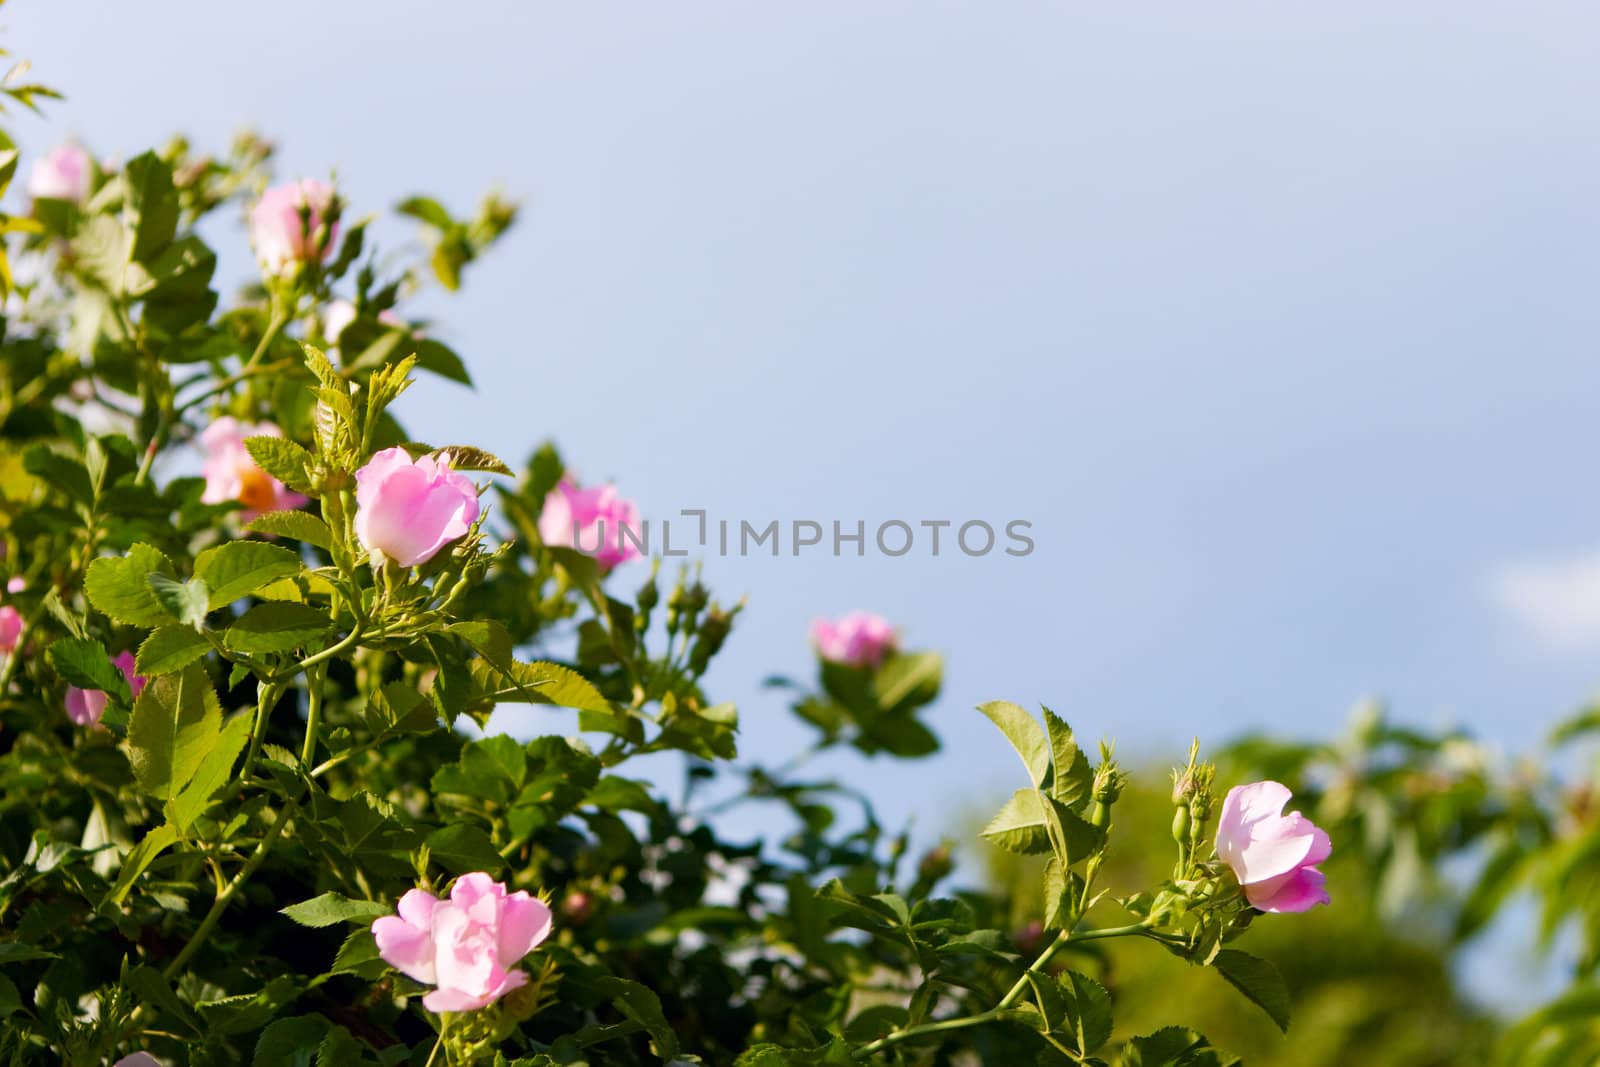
[
  {"x1": 106, "y1": 823, "x2": 180, "y2": 906},
  {"x1": 246, "y1": 509, "x2": 331, "y2": 549},
  {"x1": 146, "y1": 573, "x2": 210, "y2": 629},
  {"x1": 281, "y1": 891, "x2": 390, "y2": 928},
  {"x1": 424, "y1": 823, "x2": 504, "y2": 875},
  {"x1": 46, "y1": 636, "x2": 129, "y2": 699},
  {"x1": 243, "y1": 435, "x2": 314, "y2": 494},
  {"x1": 137, "y1": 625, "x2": 211, "y2": 676},
  {"x1": 979, "y1": 701, "x2": 1050, "y2": 788},
  {"x1": 432, "y1": 445, "x2": 509, "y2": 476},
  {"x1": 224, "y1": 601, "x2": 330, "y2": 654},
  {"x1": 84, "y1": 543, "x2": 176, "y2": 626},
  {"x1": 165, "y1": 713, "x2": 250, "y2": 831},
  {"x1": 468, "y1": 658, "x2": 611, "y2": 714},
  {"x1": 194, "y1": 541, "x2": 302, "y2": 609},
  {"x1": 1043, "y1": 705, "x2": 1094, "y2": 807},
  {"x1": 1211, "y1": 949, "x2": 1291, "y2": 1033},
  {"x1": 981, "y1": 789, "x2": 1053, "y2": 854},
  {"x1": 123, "y1": 663, "x2": 222, "y2": 801}
]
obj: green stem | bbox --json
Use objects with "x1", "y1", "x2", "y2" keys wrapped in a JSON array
[
  {"x1": 241, "y1": 681, "x2": 283, "y2": 784},
  {"x1": 300, "y1": 663, "x2": 326, "y2": 766},
  {"x1": 855, "y1": 921, "x2": 1156, "y2": 1061},
  {"x1": 424, "y1": 1015, "x2": 449, "y2": 1067},
  {"x1": 163, "y1": 798, "x2": 296, "y2": 980},
  {"x1": 243, "y1": 303, "x2": 290, "y2": 372}
]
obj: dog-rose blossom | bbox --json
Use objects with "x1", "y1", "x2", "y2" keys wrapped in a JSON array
[
  {"x1": 65, "y1": 650, "x2": 145, "y2": 728},
  {"x1": 28, "y1": 142, "x2": 91, "y2": 203},
  {"x1": 811, "y1": 611, "x2": 896, "y2": 668},
  {"x1": 113, "y1": 1055, "x2": 162, "y2": 1067},
  {"x1": 354, "y1": 448, "x2": 480, "y2": 568},
  {"x1": 371, "y1": 872, "x2": 553, "y2": 1013},
  {"x1": 250, "y1": 178, "x2": 337, "y2": 276},
  {"x1": 199, "y1": 417, "x2": 306, "y2": 520},
  {"x1": 1214, "y1": 780, "x2": 1331, "y2": 913},
  {"x1": 537, "y1": 479, "x2": 643, "y2": 569}
]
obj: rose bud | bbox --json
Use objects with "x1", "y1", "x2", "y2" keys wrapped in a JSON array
[
  {"x1": 354, "y1": 448, "x2": 480, "y2": 568},
  {"x1": 1215, "y1": 780, "x2": 1332, "y2": 914}
]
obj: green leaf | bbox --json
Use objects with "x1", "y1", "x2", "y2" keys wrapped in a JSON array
[
  {"x1": 468, "y1": 659, "x2": 612, "y2": 714},
  {"x1": 107, "y1": 823, "x2": 179, "y2": 905},
  {"x1": 46, "y1": 637, "x2": 129, "y2": 699},
  {"x1": 1043, "y1": 706, "x2": 1094, "y2": 807},
  {"x1": 1064, "y1": 970, "x2": 1113, "y2": 1053},
  {"x1": 593, "y1": 977, "x2": 680, "y2": 1059},
  {"x1": 412, "y1": 340, "x2": 472, "y2": 385},
  {"x1": 224, "y1": 601, "x2": 330, "y2": 654},
  {"x1": 281, "y1": 892, "x2": 391, "y2": 928},
  {"x1": 1211, "y1": 949, "x2": 1291, "y2": 1033},
  {"x1": 85, "y1": 543, "x2": 177, "y2": 626},
  {"x1": 123, "y1": 663, "x2": 222, "y2": 801},
  {"x1": 433, "y1": 445, "x2": 509, "y2": 475},
  {"x1": 244, "y1": 435, "x2": 315, "y2": 494},
  {"x1": 425, "y1": 824, "x2": 504, "y2": 875},
  {"x1": 1119, "y1": 1027, "x2": 1240, "y2": 1067},
  {"x1": 254, "y1": 1014, "x2": 329, "y2": 1067},
  {"x1": 137, "y1": 625, "x2": 211, "y2": 676},
  {"x1": 194, "y1": 541, "x2": 302, "y2": 609},
  {"x1": 327, "y1": 929, "x2": 383, "y2": 977},
  {"x1": 246, "y1": 510, "x2": 332, "y2": 549},
  {"x1": 982, "y1": 789, "x2": 1053, "y2": 854},
  {"x1": 165, "y1": 713, "x2": 251, "y2": 831},
  {"x1": 146, "y1": 573, "x2": 210, "y2": 629},
  {"x1": 978, "y1": 701, "x2": 1050, "y2": 788},
  {"x1": 124, "y1": 151, "x2": 178, "y2": 262},
  {"x1": 873, "y1": 650, "x2": 942, "y2": 711}
]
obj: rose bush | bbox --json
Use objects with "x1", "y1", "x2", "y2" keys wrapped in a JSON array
[{"x1": 0, "y1": 20, "x2": 1579, "y2": 1067}]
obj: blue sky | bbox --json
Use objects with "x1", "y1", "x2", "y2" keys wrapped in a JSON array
[{"x1": 10, "y1": 0, "x2": 1600, "y2": 1004}]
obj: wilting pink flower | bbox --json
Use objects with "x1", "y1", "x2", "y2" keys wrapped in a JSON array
[
  {"x1": 537, "y1": 479, "x2": 642, "y2": 569},
  {"x1": 65, "y1": 650, "x2": 145, "y2": 728},
  {"x1": 1215, "y1": 780, "x2": 1331, "y2": 913},
  {"x1": 250, "y1": 178, "x2": 338, "y2": 276},
  {"x1": 199, "y1": 417, "x2": 306, "y2": 521},
  {"x1": 354, "y1": 448, "x2": 480, "y2": 568},
  {"x1": 372, "y1": 872, "x2": 553, "y2": 1013},
  {"x1": 811, "y1": 611, "x2": 896, "y2": 668},
  {"x1": 28, "y1": 142, "x2": 91, "y2": 202},
  {"x1": 113, "y1": 1055, "x2": 162, "y2": 1067}
]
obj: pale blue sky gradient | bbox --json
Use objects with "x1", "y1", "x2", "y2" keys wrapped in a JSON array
[{"x1": 11, "y1": 0, "x2": 1600, "y2": 1006}]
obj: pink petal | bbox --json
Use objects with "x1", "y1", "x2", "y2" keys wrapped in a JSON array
[
  {"x1": 371, "y1": 913, "x2": 437, "y2": 985},
  {"x1": 496, "y1": 892, "x2": 554, "y2": 967},
  {"x1": 1246, "y1": 866, "x2": 1330, "y2": 913}
]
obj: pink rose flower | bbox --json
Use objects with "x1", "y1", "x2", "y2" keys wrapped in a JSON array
[
  {"x1": 371, "y1": 872, "x2": 553, "y2": 1013},
  {"x1": 28, "y1": 142, "x2": 91, "y2": 202},
  {"x1": 354, "y1": 448, "x2": 480, "y2": 568},
  {"x1": 250, "y1": 178, "x2": 338, "y2": 276},
  {"x1": 114, "y1": 1054, "x2": 162, "y2": 1067},
  {"x1": 1215, "y1": 780, "x2": 1331, "y2": 913},
  {"x1": 811, "y1": 611, "x2": 896, "y2": 668},
  {"x1": 198, "y1": 417, "x2": 306, "y2": 521},
  {"x1": 65, "y1": 650, "x2": 145, "y2": 728},
  {"x1": 537, "y1": 479, "x2": 643, "y2": 570},
  {"x1": 0, "y1": 606, "x2": 21, "y2": 654}
]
